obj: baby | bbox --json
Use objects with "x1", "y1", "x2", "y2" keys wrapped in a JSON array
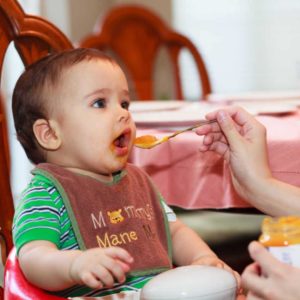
[{"x1": 12, "y1": 48, "x2": 239, "y2": 297}]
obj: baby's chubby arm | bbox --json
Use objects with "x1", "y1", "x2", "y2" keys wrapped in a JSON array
[
  {"x1": 18, "y1": 240, "x2": 134, "y2": 291},
  {"x1": 170, "y1": 219, "x2": 241, "y2": 288},
  {"x1": 170, "y1": 219, "x2": 217, "y2": 266}
]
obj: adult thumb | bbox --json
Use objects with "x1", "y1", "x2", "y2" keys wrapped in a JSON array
[
  {"x1": 217, "y1": 110, "x2": 242, "y2": 147},
  {"x1": 248, "y1": 241, "x2": 277, "y2": 272}
]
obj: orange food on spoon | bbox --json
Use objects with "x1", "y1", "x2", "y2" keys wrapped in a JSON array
[
  {"x1": 134, "y1": 134, "x2": 175, "y2": 149},
  {"x1": 134, "y1": 135, "x2": 158, "y2": 147}
]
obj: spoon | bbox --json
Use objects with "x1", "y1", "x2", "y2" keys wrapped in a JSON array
[{"x1": 134, "y1": 119, "x2": 216, "y2": 149}]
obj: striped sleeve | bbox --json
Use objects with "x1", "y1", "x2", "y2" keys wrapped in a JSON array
[
  {"x1": 160, "y1": 199, "x2": 176, "y2": 222},
  {"x1": 13, "y1": 178, "x2": 62, "y2": 254}
]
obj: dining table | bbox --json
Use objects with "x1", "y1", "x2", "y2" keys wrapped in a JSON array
[{"x1": 129, "y1": 94, "x2": 300, "y2": 210}]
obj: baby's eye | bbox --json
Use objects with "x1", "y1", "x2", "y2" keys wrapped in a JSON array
[
  {"x1": 121, "y1": 100, "x2": 130, "y2": 110},
  {"x1": 92, "y1": 99, "x2": 106, "y2": 108}
]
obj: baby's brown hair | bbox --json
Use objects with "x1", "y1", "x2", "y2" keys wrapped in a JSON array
[{"x1": 12, "y1": 48, "x2": 116, "y2": 164}]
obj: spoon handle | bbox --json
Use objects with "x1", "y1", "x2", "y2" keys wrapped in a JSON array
[{"x1": 167, "y1": 119, "x2": 216, "y2": 139}]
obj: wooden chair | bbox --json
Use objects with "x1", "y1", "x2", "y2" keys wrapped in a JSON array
[
  {"x1": 0, "y1": 0, "x2": 72, "y2": 298},
  {"x1": 80, "y1": 4, "x2": 211, "y2": 101},
  {"x1": 0, "y1": 94, "x2": 10, "y2": 171},
  {"x1": 0, "y1": 94, "x2": 13, "y2": 300}
]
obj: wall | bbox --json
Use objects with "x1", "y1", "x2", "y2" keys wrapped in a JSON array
[{"x1": 173, "y1": 0, "x2": 300, "y2": 96}]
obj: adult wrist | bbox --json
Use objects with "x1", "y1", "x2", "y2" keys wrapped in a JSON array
[{"x1": 242, "y1": 169, "x2": 273, "y2": 201}]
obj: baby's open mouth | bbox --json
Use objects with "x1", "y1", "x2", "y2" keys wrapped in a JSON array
[
  {"x1": 113, "y1": 128, "x2": 131, "y2": 149},
  {"x1": 114, "y1": 134, "x2": 126, "y2": 148}
]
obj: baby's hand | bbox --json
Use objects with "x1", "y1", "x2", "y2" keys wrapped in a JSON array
[
  {"x1": 191, "y1": 254, "x2": 241, "y2": 293},
  {"x1": 191, "y1": 254, "x2": 224, "y2": 268},
  {"x1": 69, "y1": 247, "x2": 133, "y2": 289}
]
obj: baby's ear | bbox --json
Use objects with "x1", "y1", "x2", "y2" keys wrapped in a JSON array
[{"x1": 33, "y1": 119, "x2": 61, "y2": 150}]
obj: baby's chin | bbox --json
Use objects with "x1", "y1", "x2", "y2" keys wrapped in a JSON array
[
  {"x1": 106, "y1": 159, "x2": 128, "y2": 173},
  {"x1": 113, "y1": 160, "x2": 128, "y2": 172}
]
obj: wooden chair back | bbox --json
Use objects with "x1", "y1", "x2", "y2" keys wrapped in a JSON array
[
  {"x1": 0, "y1": 0, "x2": 73, "y2": 297},
  {"x1": 0, "y1": 93, "x2": 12, "y2": 300},
  {"x1": 80, "y1": 4, "x2": 211, "y2": 100}
]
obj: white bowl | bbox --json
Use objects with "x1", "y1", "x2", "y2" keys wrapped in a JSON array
[{"x1": 140, "y1": 265, "x2": 237, "y2": 300}]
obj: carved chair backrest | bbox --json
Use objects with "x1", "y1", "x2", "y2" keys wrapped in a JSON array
[
  {"x1": 0, "y1": 0, "x2": 73, "y2": 296},
  {"x1": 80, "y1": 5, "x2": 211, "y2": 100},
  {"x1": 0, "y1": 92, "x2": 12, "y2": 300}
]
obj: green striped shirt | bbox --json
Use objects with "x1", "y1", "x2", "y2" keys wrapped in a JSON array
[{"x1": 13, "y1": 171, "x2": 175, "y2": 297}]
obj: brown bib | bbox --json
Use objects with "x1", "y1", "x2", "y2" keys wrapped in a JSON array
[{"x1": 33, "y1": 163, "x2": 172, "y2": 276}]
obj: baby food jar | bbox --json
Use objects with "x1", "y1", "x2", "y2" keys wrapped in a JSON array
[{"x1": 259, "y1": 216, "x2": 300, "y2": 267}]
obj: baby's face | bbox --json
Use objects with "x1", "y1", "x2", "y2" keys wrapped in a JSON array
[{"x1": 52, "y1": 59, "x2": 136, "y2": 179}]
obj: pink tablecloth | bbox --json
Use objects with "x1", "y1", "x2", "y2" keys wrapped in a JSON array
[{"x1": 130, "y1": 113, "x2": 300, "y2": 209}]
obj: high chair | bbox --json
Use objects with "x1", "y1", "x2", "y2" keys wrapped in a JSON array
[
  {"x1": 80, "y1": 4, "x2": 211, "y2": 100},
  {"x1": 0, "y1": 0, "x2": 72, "y2": 298},
  {"x1": 4, "y1": 248, "x2": 63, "y2": 300}
]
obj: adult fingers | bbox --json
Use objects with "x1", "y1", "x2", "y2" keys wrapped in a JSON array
[
  {"x1": 202, "y1": 132, "x2": 227, "y2": 146},
  {"x1": 205, "y1": 106, "x2": 252, "y2": 125},
  {"x1": 242, "y1": 262, "x2": 267, "y2": 297},
  {"x1": 198, "y1": 139, "x2": 230, "y2": 158},
  {"x1": 247, "y1": 291, "x2": 265, "y2": 300},
  {"x1": 247, "y1": 241, "x2": 278, "y2": 275},
  {"x1": 215, "y1": 110, "x2": 244, "y2": 149},
  {"x1": 195, "y1": 120, "x2": 222, "y2": 135}
]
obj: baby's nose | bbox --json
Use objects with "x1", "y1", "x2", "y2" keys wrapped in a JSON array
[{"x1": 118, "y1": 109, "x2": 130, "y2": 122}]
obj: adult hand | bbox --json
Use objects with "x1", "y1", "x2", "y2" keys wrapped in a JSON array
[
  {"x1": 195, "y1": 106, "x2": 272, "y2": 201},
  {"x1": 242, "y1": 241, "x2": 300, "y2": 300}
]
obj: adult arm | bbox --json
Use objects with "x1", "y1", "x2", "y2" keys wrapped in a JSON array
[{"x1": 195, "y1": 106, "x2": 300, "y2": 216}]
